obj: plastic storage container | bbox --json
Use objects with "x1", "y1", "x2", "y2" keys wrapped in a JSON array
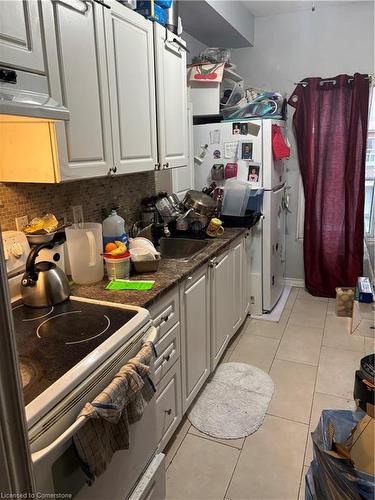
[
  {"x1": 335, "y1": 287, "x2": 355, "y2": 317},
  {"x1": 221, "y1": 180, "x2": 253, "y2": 216},
  {"x1": 104, "y1": 254, "x2": 131, "y2": 280}
]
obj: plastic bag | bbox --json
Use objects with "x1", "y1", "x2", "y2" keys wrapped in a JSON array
[{"x1": 305, "y1": 410, "x2": 374, "y2": 500}]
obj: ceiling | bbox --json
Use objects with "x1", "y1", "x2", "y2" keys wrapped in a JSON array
[{"x1": 242, "y1": 1, "x2": 369, "y2": 17}]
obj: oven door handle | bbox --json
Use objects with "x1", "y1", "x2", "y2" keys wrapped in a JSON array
[{"x1": 31, "y1": 416, "x2": 86, "y2": 465}]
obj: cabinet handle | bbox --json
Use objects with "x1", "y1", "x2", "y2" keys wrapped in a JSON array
[
  {"x1": 172, "y1": 37, "x2": 190, "y2": 53},
  {"x1": 107, "y1": 166, "x2": 117, "y2": 176},
  {"x1": 187, "y1": 276, "x2": 193, "y2": 281},
  {"x1": 208, "y1": 259, "x2": 216, "y2": 268},
  {"x1": 163, "y1": 354, "x2": 171, "y2": 362},
  {"x1": 154, "y1": 163, "x2": 160, "y2": 171},
  {"x1": 164, "y1": 409, "x2": 172, "y2": 415},
  {"x1": 163, "y1": 162, "x2": 169, "y2": 169},
  {"x1": 162, "y1": 315, "x2": 169, "y2": 323}
]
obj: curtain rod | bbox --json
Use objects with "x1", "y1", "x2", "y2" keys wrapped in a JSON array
[{"x1": 294, "y1": 75, "x2": 372, "y2": 86}]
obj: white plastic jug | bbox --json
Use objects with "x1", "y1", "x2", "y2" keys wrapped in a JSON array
[
  {"x1": 102, "y1": 209, "x2": 128, "y2": 251},
  {"x1": 65, "y1": 223, "x2": 104, "y2": 284}
]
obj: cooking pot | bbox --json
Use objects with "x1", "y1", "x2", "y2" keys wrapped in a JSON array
[
  {"x1": 182, "y1": 190, "x2": 217, "y2": 217},
  {"x1": 21, "y1": 239, "x2": 70, "y2": 308}
]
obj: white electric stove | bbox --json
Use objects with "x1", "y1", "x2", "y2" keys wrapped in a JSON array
[{"x1": 2, "y1": 230, "x2": 166, "y2": 500}]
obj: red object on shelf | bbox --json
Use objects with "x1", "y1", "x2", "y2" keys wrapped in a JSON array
[{"x1": 272, "y1": 124, "x2": 290, "y2": 160}]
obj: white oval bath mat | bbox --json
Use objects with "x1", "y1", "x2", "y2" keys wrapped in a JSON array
[{"x1": 188, "y1": 362, "x2": 274, "y2": 439}]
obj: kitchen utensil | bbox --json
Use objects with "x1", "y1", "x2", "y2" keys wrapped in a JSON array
[
  {"x1": 182, "y1": 190, "x2": 217, "y2": 217},
  {"x1": 155, "y1": 196, "x2": 179, "y2": 221},
  {"x1": 21, "y1": 240, "x2": 70, "y2": 307},
  {"x1": 65, "y1": 223, "x2": 104, "y2": 284}
]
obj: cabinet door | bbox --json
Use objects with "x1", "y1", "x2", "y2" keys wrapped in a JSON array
[
  {"x1": 180, "y1": 266, "x2": 210, "y2": 413},
  {"x1": 156, "y1": 360, "x2": 182, "y2": 452},
  {"x1": 241, "y1": 232, "x2": 251, "y2": 320},
  {"x1": 104, "y1": 2, "x2": 158, "y2": 174},
  {"x1": 154, "y1": 24, "x2": 188, "y2": 170},
  {"x1": 211, "y1": 252, "x2": 232, "y2": 370},
  {"x1": 42, "y1": 0, "x2": 113, "y2": 180},
  {"x1": 231, "y1": 240, "x2": 243, "y2": 335},
  {"x1": 0, "y1": 0, "x2": 44, "y2": 73}
]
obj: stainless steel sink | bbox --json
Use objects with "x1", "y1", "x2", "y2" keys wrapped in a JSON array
[{"x1": 159, "y1": 238, "x2": 210, "y2": 261}]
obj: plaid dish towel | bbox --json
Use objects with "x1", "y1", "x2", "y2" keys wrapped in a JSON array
[{"x1": 73, "y1": 341, "x2": 156, "y2": 482}]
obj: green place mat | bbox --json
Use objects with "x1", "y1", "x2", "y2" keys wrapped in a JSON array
[{"x1": 106, "y1": 279, "x2": 155, "y2": 291}]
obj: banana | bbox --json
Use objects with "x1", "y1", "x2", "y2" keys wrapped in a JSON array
[{"x1": 109, "y1": 241, "x2": 127, "y2": 256}]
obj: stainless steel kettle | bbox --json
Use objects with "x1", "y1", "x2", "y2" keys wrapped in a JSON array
[{"x1": 21, "y1": 240, "x2": 70, "y2": 308}]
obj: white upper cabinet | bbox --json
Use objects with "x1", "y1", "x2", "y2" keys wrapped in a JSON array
[
  {"x1": 41, "y1": 0, "x2": 113, "y2": 180},
  {"x1": 104, "y1": 1, "x2": 158, "y2": 174},
  {"x1": 154, "y1": 23, "x2": 188, "y2": 170},
  {"x1": 0, "y1": 0, "x2": 44, "y2": 73}
]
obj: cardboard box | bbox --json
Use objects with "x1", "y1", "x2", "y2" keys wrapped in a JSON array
[{"x1": 349, "y1": 415, "x2": 374, "y2": 476}]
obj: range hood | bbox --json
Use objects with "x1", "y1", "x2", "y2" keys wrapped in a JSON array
[{"x1": 0, "y1": 67, "x2": 69, "y2": 121}]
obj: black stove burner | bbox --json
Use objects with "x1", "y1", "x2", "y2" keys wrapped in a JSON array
[
  {"x1": 36, "y1": 311, "x2": 111, "y2": 345},
  {"x1": 12, "y1": 299, "x2": 138, "y2": 405}
]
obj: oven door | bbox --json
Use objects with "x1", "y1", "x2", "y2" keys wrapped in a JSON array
[{"x1": 31, "y1": 325, "x2": 164, "y2": 499}]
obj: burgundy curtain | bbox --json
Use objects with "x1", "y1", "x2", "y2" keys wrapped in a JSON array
[{"x1": 289, "y1": 74, "x2": 369, "y2": 297}]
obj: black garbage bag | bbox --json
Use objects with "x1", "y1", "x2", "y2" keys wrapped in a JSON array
[{"x1": 305, "y1": 409, "x2": 374, "y2": 500}]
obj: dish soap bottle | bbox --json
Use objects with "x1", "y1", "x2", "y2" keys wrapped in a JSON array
[{"x1": 102, "y1": 209, "x2": 129, "y2": 256}]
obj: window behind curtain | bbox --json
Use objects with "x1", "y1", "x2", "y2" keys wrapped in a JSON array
[{"x1": 365, "y1": 88, "x2": 375, "y2": 237}]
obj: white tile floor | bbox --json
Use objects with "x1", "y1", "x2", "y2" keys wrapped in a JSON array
[{"x1": 164, "y1": 288, "x2": 374, "y2": 500}]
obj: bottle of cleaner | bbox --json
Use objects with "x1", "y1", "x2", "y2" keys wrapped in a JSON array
[{"x1": 102, "y1": 209, "x2": 129, "y2": 255}]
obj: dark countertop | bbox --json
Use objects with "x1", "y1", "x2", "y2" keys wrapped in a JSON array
[{"x1": 71, "y1": 227, "x2": 247, "y2": 309}]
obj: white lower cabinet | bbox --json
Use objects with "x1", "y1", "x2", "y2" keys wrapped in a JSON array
[
  {"x1": 231, "y1": 240, "x2": 243, "y2": 335},
  {"x1": 180, "y1": 265, "x2": 210, "y2": 413},
  {"x1": 151, "y1": 233, "x2": 251, "y2": 451},
  {"x1": 210, "y1": 251, "x2": 233, "y2": 370},
  {"x1": 242, "y1": 231, "x2": 252, "y2": 319},
  {"x1": 155, "y1": 359, "x2": 182, "y2": 452}
]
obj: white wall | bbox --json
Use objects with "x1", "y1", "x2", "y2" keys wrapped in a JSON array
[
  {"x1": 183, "y1": 32, "x2": 207, "y2": 65},
  {"x1": 232, "y1": 2, "x2": 374, "y2": 280}
]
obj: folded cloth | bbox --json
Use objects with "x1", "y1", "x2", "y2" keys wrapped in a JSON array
[{"x1": 73, "y1": 341, "x2": 156, "y2": 482}]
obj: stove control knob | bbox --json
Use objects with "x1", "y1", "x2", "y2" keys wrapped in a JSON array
[{"x1": 11, "y1": 242, "x2": 24, "y2": 258}]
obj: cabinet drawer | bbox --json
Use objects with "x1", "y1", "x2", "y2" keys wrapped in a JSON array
[
  {"x1": 156, "y1": 360, "x2": 182, "y2": 452},
  {"x1": 154, "y1": 321, "x2": 181, "y2": 386},
  {"x1": 149, "y1": 287, "x2": 179, "y2": 339}
]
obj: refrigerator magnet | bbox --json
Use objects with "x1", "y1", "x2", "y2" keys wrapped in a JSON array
[
  {"x1": 232, "y1": 123, "x2": 241, "y2": 135},
  {"x1": 213, "y1": 149, "x2": 221, "y2": 159},
  {"x1": 224, "y1": 142, "x2": 238, "y2": 158},
  {"x1": 248, "y1": 165, "x2": 260, "y2": 183},
  {"x1": 211, "y1": 164, "x2": 224, "y2": 181},
  {"x1": 241, "y1": 142, "x2": 253, "y2": 160},
  {"x1": 224, "y1": 162, "x2": 238, "y2": 179}
]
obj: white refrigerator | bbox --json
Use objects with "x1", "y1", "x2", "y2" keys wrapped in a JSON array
[{"x1": 193, "y1": 118, "x2": 287, "y2": 313}]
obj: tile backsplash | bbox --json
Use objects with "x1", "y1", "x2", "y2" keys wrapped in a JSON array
[{"x1": 0, "y1": 172, "x2": 156, "y2": 232}]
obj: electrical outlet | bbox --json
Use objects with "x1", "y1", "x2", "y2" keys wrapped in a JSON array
[{"x1": 15, "y1": 215, "x2": 28, "y2": 231}]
